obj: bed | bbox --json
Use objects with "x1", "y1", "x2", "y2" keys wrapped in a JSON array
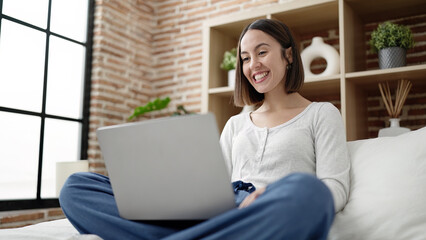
[
  {"x1": 0, "y1": 218, "x2": 101, "y2": 240},
  {"x1": 1, "y1": 126, "x2": 426, "y2": 239}
]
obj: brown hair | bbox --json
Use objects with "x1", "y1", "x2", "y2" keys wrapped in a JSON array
[{"x1": 234, "y1": 19, "x2": 304, "y2": 107}]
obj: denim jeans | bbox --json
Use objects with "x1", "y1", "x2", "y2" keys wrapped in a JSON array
[{"x1": 59, "y1": 172, "x2": 334, "y2": 240}]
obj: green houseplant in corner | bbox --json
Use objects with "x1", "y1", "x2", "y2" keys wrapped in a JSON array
[
  {"x1": 220, "y1": 48, "x2": 237, "y2": 87},
  {"x1": 369, "y1": 21, "x2": 415, "y2": 69}
]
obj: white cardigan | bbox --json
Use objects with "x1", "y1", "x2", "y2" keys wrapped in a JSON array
[{"x1": 219, "y1": 102, "x2": 350, "y2": 212}]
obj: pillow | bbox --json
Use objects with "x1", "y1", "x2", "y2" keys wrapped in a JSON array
[{"x1": 328, "y1": 126, "x2": 426, "y2": 240}]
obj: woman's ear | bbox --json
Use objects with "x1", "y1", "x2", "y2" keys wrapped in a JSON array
[{"x1": 284, "y1": 47, "x2": 293, "y2": 64}]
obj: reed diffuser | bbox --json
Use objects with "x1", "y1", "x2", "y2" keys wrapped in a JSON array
[{"x1": 378, "y1": 79, "x2": 412, "y2": 137}]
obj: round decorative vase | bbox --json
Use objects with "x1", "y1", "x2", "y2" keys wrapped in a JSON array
[
  {"x1": 378, "y1": 47, "x2": 406, "y2": 69},
  {"x1": 300, "y1": 37, "x2": 340, "y2": 77},
  {"x1": 378, "y1": 118, "x2": 410, "y2": 137},
  {"x1": 228, "y1": 69, "x2": 236, "y2": 87}
]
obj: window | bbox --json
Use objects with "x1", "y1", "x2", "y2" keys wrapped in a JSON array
[{"x1": 0, "y1": 0, "x2": 94, "y2": 210}]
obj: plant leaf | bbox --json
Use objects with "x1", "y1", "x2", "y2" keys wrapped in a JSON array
[{"x1": 128, "y1": 97, "x2": 171, "y2": 121}]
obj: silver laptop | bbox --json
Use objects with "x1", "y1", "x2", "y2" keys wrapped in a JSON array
[{"x1": 96, "y1": 113, "x2": 236, "y2": 220}]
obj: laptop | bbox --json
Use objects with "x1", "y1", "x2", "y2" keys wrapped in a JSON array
[{"x1": 96, "y1": 113, "x2": 236, "y2": 220}]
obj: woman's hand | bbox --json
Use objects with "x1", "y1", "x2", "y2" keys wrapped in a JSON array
[{"x1": 239, "y1": 187, "x2": 266, "y2": 209}]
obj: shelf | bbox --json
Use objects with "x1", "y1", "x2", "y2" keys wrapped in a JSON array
[
  {"x1": 305, "y1": 74, "x2": 341, "y2": 83},
  {"x1": 346, "y1": 64, "x2": 426, "y2": 90},
  {"x1": 208, "y1": 86, "x2": 234, "y2": 97},
  {"x1": 271, "y1": 0, "x2": 339, "y2": 35},
  {"x1": 208, "y1": 73, "x2": 343, "y2": 98},
  {"x1": 202, "y1": 0, "x2": 426, "y2": 140},
  {"x1": 301, "y1": 78, "x2": 341, "y2": 100},
  {"x1": 345, "y1": 0, "x2": 426, "y2": 23}
]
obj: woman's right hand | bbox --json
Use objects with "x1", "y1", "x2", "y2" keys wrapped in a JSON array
[{"x1": 238, "y1": 187, "x2": 266, "y2": 209}]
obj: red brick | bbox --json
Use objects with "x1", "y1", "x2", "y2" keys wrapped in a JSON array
[
  {"x1": 1, "y1": 212, "x2": 44, "y2": 224},
  {"x1": 209, "y1": 6, "x2": 240, "y2": 18},
  {"x1": 157, "y1": 1, "x2": 184, "y2": 10},
  {"x1": 367, "y1": 99, "x2": 380, "y2": 107},
  {"x1": 47, "y1": 208, "x2": 64, "y2": 217},
  {"x1": 178, "y1": 16, "x2": 206, "y2": 25},
  {"x1": 408, "y1": 109, "x2": 426, "y2": 115},
  {"x1": 243, "y1": 0, "x2": 278, "y2": 9},
  {"x1": 89, "y1": 162, "x2": 106, "y2": 168},
  {"x1": 179, "y1": 2, "x2": 208, "y2": 11},
  {"x1": 187, "y1": 6, "x2": 216, "y2": 18}
]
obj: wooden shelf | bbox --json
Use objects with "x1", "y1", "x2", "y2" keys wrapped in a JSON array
[
  {"x1": 344, "y1": 0, "x2": 426, "y2": 23},
  {"x1": 202, "y1": 0, "x2": 426, "y2": 140},
  {"x1": 346, "y1": 64, "x2": 426, "y2": 84},
  {"x1": 208, "y1": 87, "x2": 234, "y2": 97},
  {"x1": 271, "y1": 0, "x2": 339, "y2": 35}
]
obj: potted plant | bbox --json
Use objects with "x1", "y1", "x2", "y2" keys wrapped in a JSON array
[
  {"x1": 128, "y1": 97, "x2": 193, "y2": 121},
  {"x1": 220, "y1": 48, "x2": 237, "y2": 87},
  {"x1": 369, "y1": 21, "x2": 415, "y2": 69},
  {"x1": 128, "y1": 97, "x2": 171, "y2": 121}
]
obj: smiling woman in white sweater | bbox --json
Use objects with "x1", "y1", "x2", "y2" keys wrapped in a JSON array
[
  {"x1": 60, "y1": 19, "x2": 349, "y2": 240},
  {"x1": 220, "y1": 101, "x2": 350, "y2": 212},
  {"x1": 224, "y1": 18, "x2": 350, "y2": 217}
]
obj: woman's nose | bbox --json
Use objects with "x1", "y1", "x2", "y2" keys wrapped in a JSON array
[{"x1": 250, "y1": 57, "x2": 261, "y2": 69}]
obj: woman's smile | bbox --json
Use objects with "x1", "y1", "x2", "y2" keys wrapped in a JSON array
[{"x1": 253, "y1": 71, "x2": 269, "y2": 83}]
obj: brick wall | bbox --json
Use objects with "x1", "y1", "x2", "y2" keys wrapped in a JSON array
[
  {"x1": 88, "y1": 0, "x2": 156, "y2": 174},
  {"x1": 0, "y1": 208, "x2": 64, "y2": 229}
]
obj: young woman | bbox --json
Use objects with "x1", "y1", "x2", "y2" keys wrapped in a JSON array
[{"x1": 60, "y1": 19, "x2": 350, "y2": 240}]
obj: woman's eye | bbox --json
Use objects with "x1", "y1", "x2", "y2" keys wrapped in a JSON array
[
  {"x1": 259, "y1": 51, "x2": 267, "y2": 56},
  {"x1": 241, "y1": 57, "x2": 250, "y2": 62}
]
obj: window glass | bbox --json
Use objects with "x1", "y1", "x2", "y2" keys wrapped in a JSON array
[
  {"x1": 0, "y1": 0, "x2": 91, "y2": 207},
  {"x1": 41, "y1": 119, "x2": 81, "y2": 198},
  {"x1": 0, "y1": 20, "x2": 46, "y2": 112},
  {"x1": 0, "y1": 112, "x2": 40, "y2": 200},
  {"x1": 2, "y1": 0, "x2": 49, "y2": 28},
  {"x1": 50, "y1": 0, "x2": 89, "y2": 42},
  {"x1": 46, "y1": 36, "x2": 86, "y2": 119}
]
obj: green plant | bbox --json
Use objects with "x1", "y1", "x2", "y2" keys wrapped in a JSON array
[
  {"x1": 220, "y1": 48, "x2": 237, "y2": 71},
  {"x1": 128, "y1": 97, "x2": 171, "y2": 121},
  {"x1": 171, "y1": 105, "x2": 193, "y2": 116},
  {"x1": 128, "y1": 97, "x2": 194, "y2": 121},
  {"x1": 369, "y1": 21, "x2": 415, "y2": 53}
]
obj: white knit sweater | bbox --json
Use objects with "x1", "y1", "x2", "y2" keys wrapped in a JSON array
[{"x1": 219, "y1": 102, "x2": 350, "y2": 212}]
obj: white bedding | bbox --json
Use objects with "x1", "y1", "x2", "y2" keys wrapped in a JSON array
[
  {"x1": 0, "y1": 218, "x2": 101, "y2": 240},
  {"x1": 2, "y1": 127, "x2": 426, "y2": 239}
]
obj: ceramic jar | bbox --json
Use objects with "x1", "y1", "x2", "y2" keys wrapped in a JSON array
[
  {"x1": 378, "y1": 118, "x2": 410, "y2": 137},
  {"x1": 228, "y1": 69, "x2": 236, "y2": 87},
  {"x1": 301, "y1": 37, "x2": 340, "y2": 77}
]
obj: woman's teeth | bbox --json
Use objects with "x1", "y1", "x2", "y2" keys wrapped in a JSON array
[{"x1": 254, "y1": 72, "x2": 268, "y2": 81}]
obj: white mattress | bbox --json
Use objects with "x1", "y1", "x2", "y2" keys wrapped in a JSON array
[{"x1": 0, "y1": 218, "x2": 101, "y2": 240}]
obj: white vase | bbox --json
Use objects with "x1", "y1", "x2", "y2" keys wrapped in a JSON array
[
  {"x1": 228, "y1": 69, "x2": 236, "y2": 87},
  {"x1": 378, "y1": 118, "x2": 411, "y2": 137},
  {"x1": 300, "y1": 37, "x2": 340, "y2": 77},
  {"x1": 56, "y1": 160, "x2": 89, "y2": 197}
]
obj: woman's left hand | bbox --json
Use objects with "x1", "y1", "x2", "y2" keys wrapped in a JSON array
[{"x1": 239, "y1": 187, "x2": 266, "y2": 209}]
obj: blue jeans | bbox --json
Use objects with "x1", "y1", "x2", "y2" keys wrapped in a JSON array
[{"x1": 59, "y1": 172, "x2": 334, "y2": 240}]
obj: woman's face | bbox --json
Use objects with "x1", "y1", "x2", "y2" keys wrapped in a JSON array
[{"x1": 240, "y1": 29, "x2": 291, "y2": 95}]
